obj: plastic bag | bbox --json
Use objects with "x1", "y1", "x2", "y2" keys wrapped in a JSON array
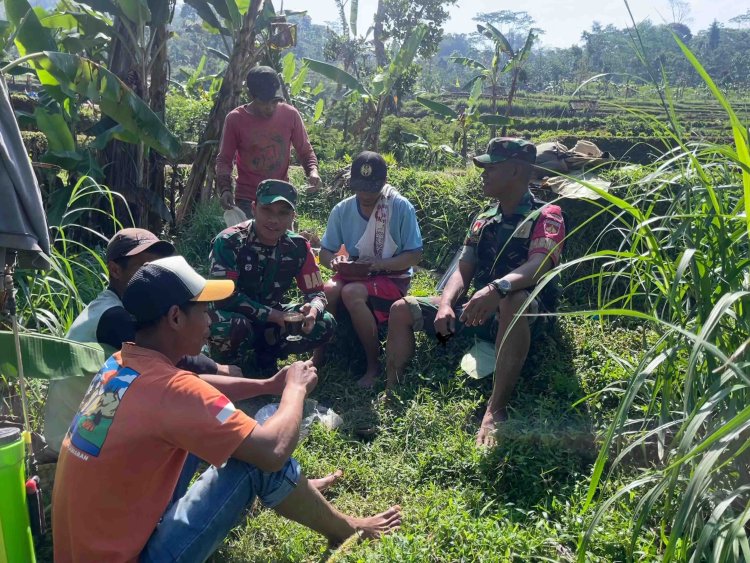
[
  {"x1": 254, "y1": 399, "x2": 343, "y2": 439},
  {"x1": 460, "y1": 338, "x2": 496, "y2": 379},
  {"x1": 223, "y1": 206, "x2": 248, "y2": 227}
]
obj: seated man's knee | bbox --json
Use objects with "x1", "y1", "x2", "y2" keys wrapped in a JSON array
[
  {"x1": 389, "y1": 297, "x2": 423, "y2": 332},
  {"x1": 498, "y1": 291, "x2": 531, "y2": 320},
  {"x1": 340, "y1": 282, "x2": 367, "y2": 308},
  {"x1": 246, "y1": 457, "x2": 301, "y2": 509},
  {"x1": 324, "y1": 280, "x2": 342, "y2": 301},
  {"x1": 389, "y1": 298, "x2": 413, "y2": 327}
]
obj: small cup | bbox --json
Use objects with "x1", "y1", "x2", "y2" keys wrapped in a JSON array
[{"x1": 283, "y1": 312, "x2": 305, "y2": 341}]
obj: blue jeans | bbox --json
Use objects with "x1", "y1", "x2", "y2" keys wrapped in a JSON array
[{"x1": 140, "y1": 455, "x2": 301, "y2": 562}]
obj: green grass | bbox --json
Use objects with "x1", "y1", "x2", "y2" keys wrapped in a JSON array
[
  {"x1": 214, "y1": 317, "x2": 657, "y2": 563},
  {"x1": 7, "y1": 35, "x2": 748, "y2": 562}
]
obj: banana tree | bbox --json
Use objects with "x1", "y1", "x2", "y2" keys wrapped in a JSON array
[
  {"x1": 415, "y1": 82, "x2": 511, "y2": 158},
  {"x1": 280, "y1": 52, "x2": 325, "y2": 128},
  {"x1": 452, "y1": 24, "x2": 536, "y2": 136},
  {"x1": 176, "y1": 0, "x2": 264, "y2": 224},
  {"x1": 303, "y1": 23, "x2": 427, "y2": 151},
  {"x1": 5, "y1": 0, "x2": 180, "y2": 230}
]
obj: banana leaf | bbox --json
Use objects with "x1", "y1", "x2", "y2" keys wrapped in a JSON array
[
  {"x1": 185, "y1": 0, "x2": 224, "y2": 33},
  {"x1": 503, "y1": 30, "x2": 536, "y2": 73},
  {"x1": 476, "y1": 23, "x2": 512, "y2": 56},
  {"x1": 33, "y1": 106, "x2": 75, "y2": 151},
  {"x1": 290, "y1": 66, "x2": 308, "y2": 97},
  {"x1": 415, "y1": 96, "x2": 458, "y2": 120},
  {"x1": 6, "y1": 0, "x2": 56, "y2": 53},
  {"x1": 76, "y1": 0, "x2": 119, "y2": 15},
  {"x1": 114, "y1": 0, "x2": 151, "y2": 26},
  {"x1": 372, "y1": 24, "x2": 427, "y2": 97},
  {"x1": 6, "y1": 0, "x2": 61, "y2": 97},
  {"x1": 281, "y1": 51, "x2": 296, "y2": 83},
  {"x1": 146, "y1": 0, "x2": 172, "y2": 26},
  {"x1": 218, "y1": 0, "x2": 241, "y2": 29},
  {"x1": 302, "y1": 58, "x2": 368, "y2": 96},
  {"x1": 32, "y1": 51, "x2": 181, "y2": 158},
  {"x1": 450, "y1": 56, "x2": 487, "y2": 73},
  {"x1": 312, "y1": 98, "x2": 324, "y2": 123},
  {"x1": 0, "y1": 331, "x2": 109, "y2": 381},
  {"x1": 207, "y1": 47, "x2": 229, "y2": 61}
]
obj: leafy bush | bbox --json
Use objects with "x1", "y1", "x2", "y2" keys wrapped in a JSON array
[
  {"x1": 165, "y1": 93, "x2": 213, "y2": 144},
  {"x1": 556, "y1": 46, "x2": 750, "y2": 561},
  {"x1": 173, "y1": 199, "x2": 225, "y2": 275}
]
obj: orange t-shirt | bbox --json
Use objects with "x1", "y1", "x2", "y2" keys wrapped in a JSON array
[{"x1": 52, "y1": 343, "x2": 257, "y2": 563}]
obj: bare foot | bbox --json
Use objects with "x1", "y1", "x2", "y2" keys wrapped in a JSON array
[
  {"x1": 476, "y1": 409, "x2": 508, "y2": 448},
  {"x1": 309, "y1": 469, "x2": 343, "y2": 493},
  {"x1": 356, "y1": 366, "x2": 381, "y2": 388},
  {"x1": 349, "y1": 505, "x2": 402, "y2": 541}
]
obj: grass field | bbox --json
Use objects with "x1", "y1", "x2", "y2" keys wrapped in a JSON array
[{"x1": 212, "y1": 315, "x2": 653, "y2": 563}]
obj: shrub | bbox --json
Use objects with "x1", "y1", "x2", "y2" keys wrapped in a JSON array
[{"x1": 165, "y1": 94, "x2": 213, "y2": 144}]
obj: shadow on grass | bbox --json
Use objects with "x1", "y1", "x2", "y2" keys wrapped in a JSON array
[{"x1": 313, "y1": 312, "x2": 596, "y2": 512}]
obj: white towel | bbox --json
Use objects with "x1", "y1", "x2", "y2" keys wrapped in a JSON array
[{"x1": 355, "y1": 184, "x2": 399, "y2": 260}]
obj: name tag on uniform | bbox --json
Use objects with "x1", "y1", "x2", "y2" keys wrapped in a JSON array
[{"x1": 512, "y1": 221, "x2": 533, "y2": 239}]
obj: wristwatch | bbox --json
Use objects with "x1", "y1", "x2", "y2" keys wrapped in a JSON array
[{"x1": 489, "y1": 278, "x2": 512, "y2": 297}]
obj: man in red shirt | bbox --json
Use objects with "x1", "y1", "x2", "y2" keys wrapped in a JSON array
[
  {"x1": 52, "y1": 255, "x2": 401, "y2": 562},
  {"x1": 216, "y1": 65, "x2": 321, "y2": 218}
]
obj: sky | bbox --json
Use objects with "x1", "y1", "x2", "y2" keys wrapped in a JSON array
[{"x1": 280, "y1": 0, "x2": 746, "y2": 49}]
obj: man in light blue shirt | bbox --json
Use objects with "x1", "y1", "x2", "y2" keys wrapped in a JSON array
[{"x1": 319, "y1": 152, "x2": 423, "y2": 387}]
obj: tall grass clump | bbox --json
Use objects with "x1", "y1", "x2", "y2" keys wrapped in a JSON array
[
  {"x1": 14, "y1": 176, "x2": 126, "y2": 335},
  {"x1": 549, "y1": 36, "x2": 750, "y2": 561}
]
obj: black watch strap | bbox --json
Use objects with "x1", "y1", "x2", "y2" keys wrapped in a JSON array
[{"x1": 489, "y1": 279, "x2": 511, "y2": 297}]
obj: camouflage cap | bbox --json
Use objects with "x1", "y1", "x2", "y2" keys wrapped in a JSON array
[
  {"x1": 256, "y1": 179, "x2": 297, "y2": 210},
  {"x1": 473, "y1": 137, "x2": 536, "y2": 167}
]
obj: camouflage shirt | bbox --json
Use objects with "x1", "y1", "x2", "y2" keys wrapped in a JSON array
[
  {"x1": 459, "y1": 190, "x2": 565, "y2": 306},
  {"x1": 209, "y1": 220, "x2": 326, "y2": 323}
]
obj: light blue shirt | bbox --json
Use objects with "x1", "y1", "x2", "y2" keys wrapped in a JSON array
[{"x1": 321, "y1": 192, "x2": 423, "y2": 258}]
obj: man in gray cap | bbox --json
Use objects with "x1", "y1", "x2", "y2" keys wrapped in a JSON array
[
  {"x1": 216, "y1": 65, "x2": 321, "y2": 219},
  {"x1": 385, "y1": 138, "x2": 566, "y2": 447}
]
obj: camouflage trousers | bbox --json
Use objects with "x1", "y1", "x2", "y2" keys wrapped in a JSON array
[{"x1": 209, "y1": 304, "x2": 336, "y2": 371}]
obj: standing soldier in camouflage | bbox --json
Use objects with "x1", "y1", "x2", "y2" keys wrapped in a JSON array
[{"x1": 208, "y1": 180, "x2": 335, "y2": 372}]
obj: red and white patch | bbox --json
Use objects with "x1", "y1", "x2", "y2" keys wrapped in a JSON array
[
  {"x1": 210, "y1": 395, "x2": 236, "y2": 424},
  {"x1": 471, "y1": 220, "x2": 485, "y2": 234}
]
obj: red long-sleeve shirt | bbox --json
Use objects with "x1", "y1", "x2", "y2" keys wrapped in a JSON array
[{"x1": 215, "y1": 103, "x2": 318, "y2": 202}]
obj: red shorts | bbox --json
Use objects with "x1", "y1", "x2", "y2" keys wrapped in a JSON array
[{"x1": 332, "y1": 273, "x2": 408, "y2": 324}]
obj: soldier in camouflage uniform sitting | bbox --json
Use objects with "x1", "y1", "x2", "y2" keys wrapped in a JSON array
[
  {"x1": 385, "y1": 138, "x2": 566, "y2": 447},
  {"x1": 208, "y1": 180, "x2": 335, "y2": 372}
]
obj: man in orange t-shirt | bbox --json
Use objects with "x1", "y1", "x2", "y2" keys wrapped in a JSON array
[{"x1": 52, "y1": 255, "x2": 401, "y2": 562}]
